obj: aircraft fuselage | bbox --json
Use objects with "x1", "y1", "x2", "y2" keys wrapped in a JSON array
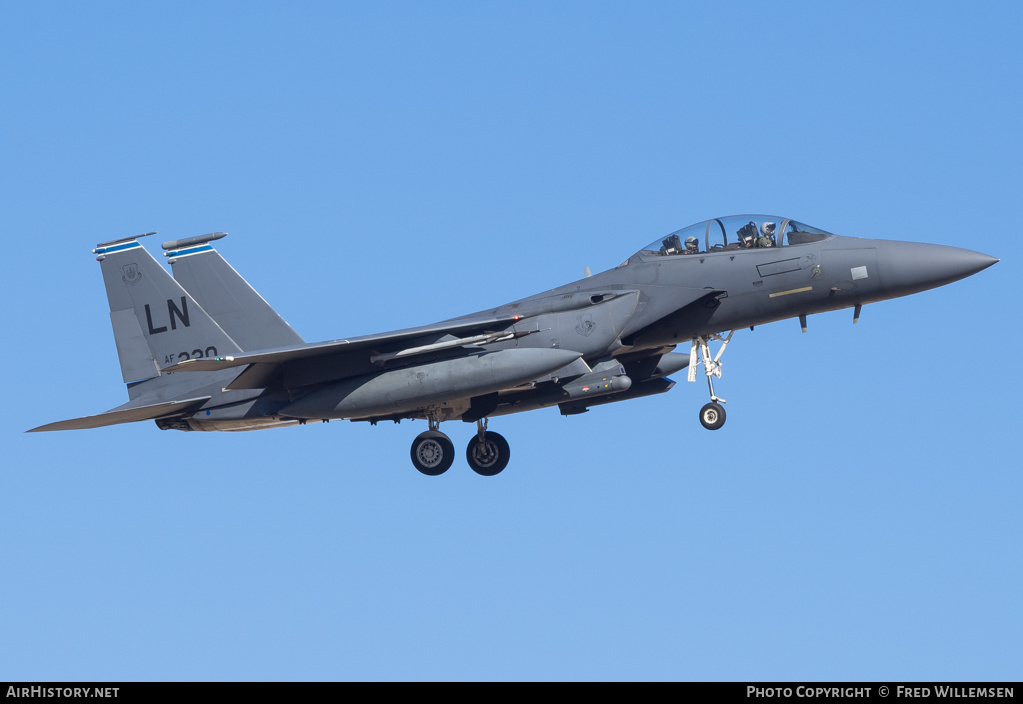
[{"x1": 31, "y1": 216, "x2": 998, "y2": 476}]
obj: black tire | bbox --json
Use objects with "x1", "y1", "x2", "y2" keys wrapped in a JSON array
[
  {"x1": 699, "y1": 402, "x2": 726, "y2": 430},
  {"x1": 411, "y1": 430, "x2": 455, "y2": 476},
  {"x1": 465, "y1": 431, "x2": 511, "y2": 476}
]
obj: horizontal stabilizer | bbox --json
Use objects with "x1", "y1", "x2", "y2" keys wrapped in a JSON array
[{"x1": 27, "y1": 396, "x2": 211, "y2": 432}]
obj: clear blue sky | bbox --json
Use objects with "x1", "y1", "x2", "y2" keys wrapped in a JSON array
[{"x1": 2, "y1": 1, "x2": 1020, "y2": 681}]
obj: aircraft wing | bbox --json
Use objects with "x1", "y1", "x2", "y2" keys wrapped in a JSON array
[
  {"x1": 27, "y1": 396, "x2": 212, "y2": 432},
  {"x1": 161, "y1": 315, "x2": 524, "y2": 374}
]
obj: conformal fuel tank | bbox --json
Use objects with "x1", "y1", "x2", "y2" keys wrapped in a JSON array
[{"x1": 280, "y1": 347, "x2": 583, "y2": 420}]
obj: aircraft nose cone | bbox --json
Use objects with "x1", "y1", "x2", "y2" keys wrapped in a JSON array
[{"x1": 877, "y1": 241, "x2": 999, "y2": 297}]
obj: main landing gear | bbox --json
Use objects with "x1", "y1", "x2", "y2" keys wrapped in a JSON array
[
  {"x1": 410, "y1": 429, "x2": 455, "y2": 476},
  {"x1": 410, "y1": 417, "x2": 510, "y2": 476},
  {"x1": 466, "y1": 418, "x2": 510, "y2": 477},
  {"x1": 689, "y1": 331, "x2": 733, "y2": 431}
]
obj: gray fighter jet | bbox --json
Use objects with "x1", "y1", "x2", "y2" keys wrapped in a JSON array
[{"x1": 30, "y1": 215, "x2": 998, "y2": 476}]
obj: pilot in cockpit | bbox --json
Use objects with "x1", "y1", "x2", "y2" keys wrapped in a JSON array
[
  {"x1": 759, "y1": 221, "x2": 777, "y2": 248},
  {"x1": 737, "y1": 221, "x2": 758, "y2": 249},
  {"x1": 682, "y1": 236, "x2": 699, "y2": 255},
  {"x1": 659, "y1": 234, "x2": 683, "y2": 255}
]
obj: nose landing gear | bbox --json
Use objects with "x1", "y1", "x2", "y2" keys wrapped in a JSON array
[
  {"x1": 699, "y1": 401, "x2": 726, "y2": 430},
  {"x1": 689, "y1": 331, "x2": 733, "y2": 430}
]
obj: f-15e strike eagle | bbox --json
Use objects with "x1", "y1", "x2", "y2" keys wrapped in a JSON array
[{"x1": 30, "y1": 215, "x2": 997, "y2": 476}]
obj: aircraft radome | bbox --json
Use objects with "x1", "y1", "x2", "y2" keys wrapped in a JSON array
[{"x1": 30, "y1": 215, "x2": 998, "y2": 476}]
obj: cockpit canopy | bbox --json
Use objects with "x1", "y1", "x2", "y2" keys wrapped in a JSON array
[{"x1": 635, "y1": 215, "x2": 833, "y2": 258}]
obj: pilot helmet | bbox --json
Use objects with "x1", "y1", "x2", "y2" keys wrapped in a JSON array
[
  {"x1": 761, "y1": 221, "x2": 776, "y2": 237},
  {"x1": 684, "y1": 236, "x2": 698, "y2": 250}
]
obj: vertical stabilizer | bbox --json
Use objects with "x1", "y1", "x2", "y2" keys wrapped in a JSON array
[
  {"x1": 164, "y1": 233, "x2": 305, "y2": 351},
  {"x1": 93, "y1": 234, "x2": 243, "y2": 395}
]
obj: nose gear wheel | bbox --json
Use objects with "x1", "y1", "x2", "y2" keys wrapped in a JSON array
[{"x1": 699, "y1": 402, "x2": 726, "y2": 430}]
